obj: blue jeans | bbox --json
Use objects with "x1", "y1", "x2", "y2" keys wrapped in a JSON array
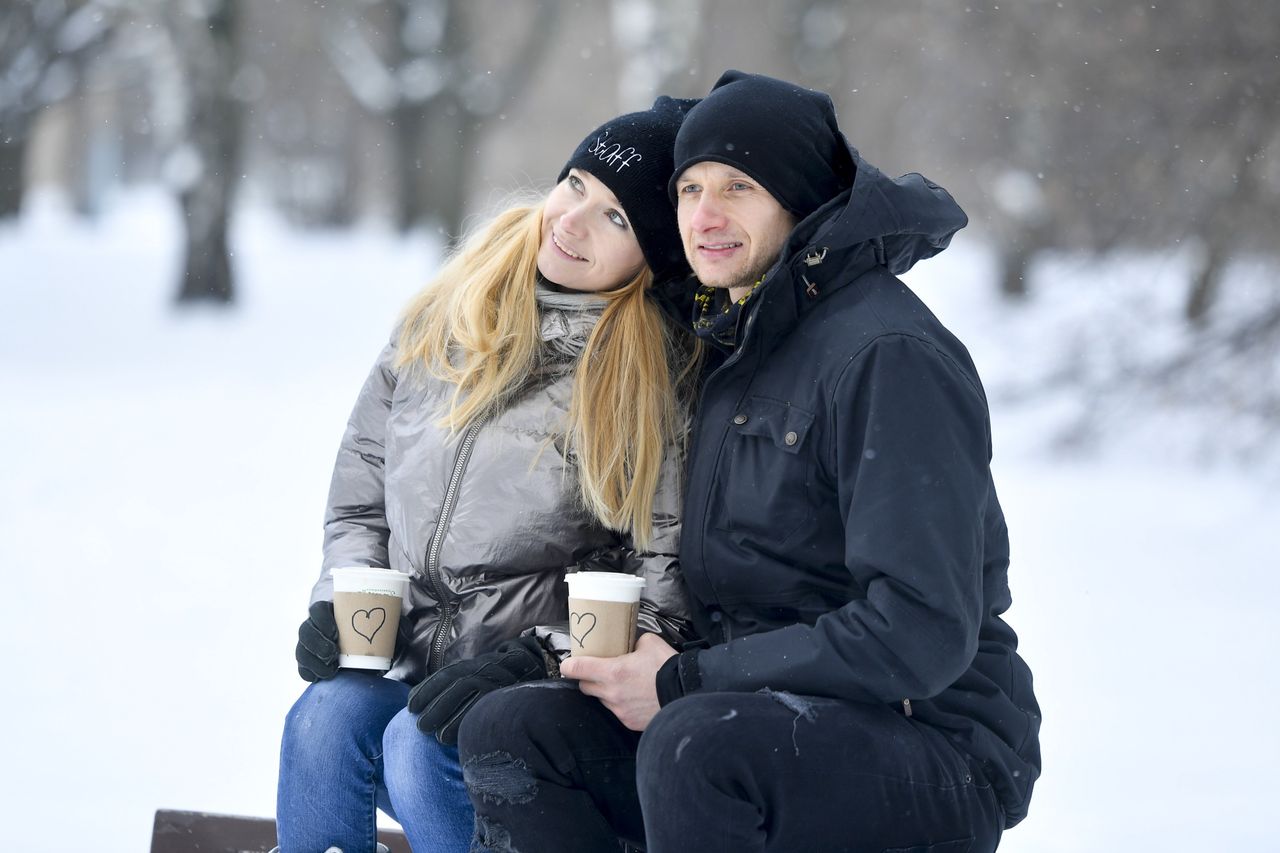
[{"x1": 276, "y1": 670, "x2": 474, "y2": 853}]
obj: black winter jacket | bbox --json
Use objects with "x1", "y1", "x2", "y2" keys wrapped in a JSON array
[{"x1": 669, "y1": 149, "x2": 1042, "y2": 827}]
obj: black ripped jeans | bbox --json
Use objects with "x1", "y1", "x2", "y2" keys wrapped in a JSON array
[{"x1": 457, "y1": 681, "x2": 1005, "y2": 853}]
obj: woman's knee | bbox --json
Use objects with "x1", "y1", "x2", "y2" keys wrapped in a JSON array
[
  {"x1": 383, "y1": 707, "x2": 459, "y2": 792},
  {"x1": 281, "y1": 671, "x2": 409, "y2": 762},
  {"x1": 380, "y1": 705, "x2": 421, "y2": 757},
  {"x1": 382, "y1": 707, "x2": 457, "y2": 771}
]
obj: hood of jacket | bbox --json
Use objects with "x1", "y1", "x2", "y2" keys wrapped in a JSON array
[
  {"x1": 798, "y1": 143, "x2": 966, "y2": 269},
  {"x1": 778, "y1": 141, "x2": 967, "y2": 307}
]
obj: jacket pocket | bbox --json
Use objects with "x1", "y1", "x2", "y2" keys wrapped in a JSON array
[
  {"x1": 711, "y1": 396, "x2": 817, "y2": 547},
  {"x1": 883, "y1": 839, "x2": 972, "y2": 853}
]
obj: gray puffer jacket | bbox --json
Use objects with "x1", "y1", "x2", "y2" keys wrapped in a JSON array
[{"x1": 310, "y1": 286, "x2": 693, "y2": 684}]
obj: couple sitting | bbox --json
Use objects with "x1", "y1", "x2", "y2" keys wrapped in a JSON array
[{"x1": 276, "y1": 70, "x2": 1041, "y2": 853}]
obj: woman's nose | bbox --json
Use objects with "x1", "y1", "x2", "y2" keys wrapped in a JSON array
[{"x1": 558, "y1": 201, "x2": 588, "y2": 236}]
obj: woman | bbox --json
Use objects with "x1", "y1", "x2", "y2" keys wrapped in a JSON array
[{"x1": 275, "y1": 97, "x2": 698, "y2": 853}]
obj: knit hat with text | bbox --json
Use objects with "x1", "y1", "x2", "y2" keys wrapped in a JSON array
[
  {"x1": 559, "y1": 96, "x2": 699, "y2": 282},
  {"x1": 669, "y1": 70, "x2": 854, "y2": 221}
]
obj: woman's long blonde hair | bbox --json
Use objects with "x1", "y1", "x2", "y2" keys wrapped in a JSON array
[{"x1": 394, "y1": 201, "x2": 693, "y2": 550}]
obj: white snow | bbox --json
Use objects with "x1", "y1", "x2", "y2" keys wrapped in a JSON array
[{"x1": 1, "y1": 189, "x2": 1275, "y2": 850}]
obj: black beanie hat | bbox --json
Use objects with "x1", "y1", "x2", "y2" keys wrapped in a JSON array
[
  {"x1": 559, "y1": 96, "x2": 699, "y2": 282},
  {"x1": 669, "y1": 70, "x2": 853, "y2": 221}
]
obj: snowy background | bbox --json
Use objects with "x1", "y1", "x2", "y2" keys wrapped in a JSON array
[{"x1": 1, "y1": 191, "x2": 1276, "y2": 851}]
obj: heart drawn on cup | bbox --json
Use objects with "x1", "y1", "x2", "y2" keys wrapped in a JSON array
[
  {"x1": 352, "y1": 607, "x2": 387, "y2": 644},
  {"x1": 570, "y1": 611, "x2": 597, "y2": 648}
]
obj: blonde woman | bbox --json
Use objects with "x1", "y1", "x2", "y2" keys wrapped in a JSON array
[{"x1": 274, "y1": 98, "x2": 698, "y2": 853}]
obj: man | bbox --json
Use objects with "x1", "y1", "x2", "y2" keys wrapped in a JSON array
[{"x1": 457, "y1": 70, "x2": 1041, "y2": 853}]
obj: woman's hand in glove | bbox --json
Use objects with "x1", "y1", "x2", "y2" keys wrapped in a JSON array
[
  {"x1": 296, "y1": 600, "x2": 412, "y2": 683},
  {"x1": 407, "y1": 635, "x2": 548, "y2": 745},
  {"x1": 295, "y1": 600, "x2": 340, "y2": 683}
]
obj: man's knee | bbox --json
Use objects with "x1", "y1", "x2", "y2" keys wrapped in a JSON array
[
  {"x1": 458, "y1": 679, "x2": 585, "y2": 757},
  {"x1": 637, "y1": 693, "x2": 750, "y2": 791},
  {"x1": 456, "y1": 681, "x2": 582, "y2": 810}
]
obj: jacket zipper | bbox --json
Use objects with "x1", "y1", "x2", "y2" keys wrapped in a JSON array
[
  {"x1": 425, "y1": 420, "x2": 484, "y2": 672},
  {"x1": 685, "y1": 296, "x2": 764, "y2": 621},
  {"x1": 689, "y1": 253, "x2": 823, "y2": 638},
  {"x1": 690, "y1": 253, "x2": 825, "y2": 644},
  {"x1": 902, "y1": 698, "x2": 913, "y2": 717}
]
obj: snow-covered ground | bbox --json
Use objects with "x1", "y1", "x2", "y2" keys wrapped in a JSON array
[{"x1": 1, "y1": 191, "x2": 1275, "y2": 850}]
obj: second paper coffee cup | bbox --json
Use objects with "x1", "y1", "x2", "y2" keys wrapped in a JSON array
[
  {"x1": 565, "y1": 571, "x2": 646, "y2": 658},
  {"x1": 331, "y1": 567, "x2": 412, "y2": 670}
]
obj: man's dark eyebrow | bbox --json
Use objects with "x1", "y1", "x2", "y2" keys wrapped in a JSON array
[{"x1": 677, "y1": 168, "x2": 751, "y2": 184}]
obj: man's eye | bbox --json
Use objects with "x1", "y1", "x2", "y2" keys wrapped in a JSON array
[
  {"x1": 678, "y1": 184, "x2": 700, "y2": 195},
  {"x1": 607, "y1": 210, "x2": 627, "y2": 228},
  {"x1": 730, "y1": 182, "x2": 751, "y2": 191}
]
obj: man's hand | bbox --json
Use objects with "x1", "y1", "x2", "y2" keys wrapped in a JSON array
[{"x1": 560, "y1": 632, "x2": 677, "y2": 731}]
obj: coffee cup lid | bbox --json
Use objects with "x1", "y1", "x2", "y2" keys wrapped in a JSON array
[
  {"x1": 565, "y1": 571, "x2": 646, "y2": 602},
  {"x1": 331, "y1": 566, "x2": 413, "y2": 594}
]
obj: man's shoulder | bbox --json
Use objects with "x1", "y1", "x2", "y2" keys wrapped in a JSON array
[
  {"x1": 793, "y1": 267, "x2": 939, "y2": 347},
  {"x1": 780, "y1": 267, "x2": 980, "y2": 386}
]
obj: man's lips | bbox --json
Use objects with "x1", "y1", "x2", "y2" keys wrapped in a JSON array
[
  {"x1": 552, "y1": 232, "x2": 588, "y2": 262},
  {"x1": 697, "y1": 239, "x2": 744, "y2": 257}
]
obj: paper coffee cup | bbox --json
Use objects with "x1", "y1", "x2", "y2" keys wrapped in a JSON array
[
  {"x1": 565, "y1": 571, "x2": 646, "y2": 658},
  {"x1": 331, "y1": 567, "x2": 412, "y2": 670}
]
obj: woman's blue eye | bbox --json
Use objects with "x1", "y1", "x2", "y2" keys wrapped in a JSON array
[
  {"x1": 569, "y1": 175, "x2": 584, "y2": 192},
  {"x1": 607, "y1": 210, "x2": 627, "y2": 228}
]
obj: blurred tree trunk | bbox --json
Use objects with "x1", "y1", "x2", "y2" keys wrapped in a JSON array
[
  {"x1": 1184, "y1": 138, "x2": 1267, "y2": 327},
  {"x1": 0, "y1": 1, "x2": 112, "y2": 220},
  {"x1": 997, "y1": 223, "x2": 1052, "y2": 300},
  {"x1": 174, "y1": 0, "x2": 244, "y2": 304},
  {"x1": 0, "y1": 134, "x2": 28, "y2": 218},
  {"x1": 998, "y1": 243, "x2": 1032, "y2": 300},
  {"x1": 417, "y1": 95, "x2": 479, "y2": 241},
  {"x1": 388, "y1": 0, "x2": 475, "y2": 238},
  {"x1": 1185, "y1": 239, "x2": 1226, "y2": 327},
  {"x1": 391, "y1": 101, "x2": 427, "y2": 231},
  {"x1": 329, "y1": 0, "x2": 557, "y2": 243},
  {"x1": 610, "y1": 0, "x2": 705, "y2": 104}
]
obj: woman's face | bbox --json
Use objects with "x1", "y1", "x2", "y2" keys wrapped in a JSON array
[{"x1": 538, "y1": 169, "x2": 645, "y2": 292}]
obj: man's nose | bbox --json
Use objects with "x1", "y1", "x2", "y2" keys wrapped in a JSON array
[{"x1": 689, "y1": 195, "x2": 726, "y2": 232}]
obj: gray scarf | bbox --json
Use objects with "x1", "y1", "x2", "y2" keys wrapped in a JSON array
[{"x1": 536, "y1": 283, "x2": 607, "y2": 363}]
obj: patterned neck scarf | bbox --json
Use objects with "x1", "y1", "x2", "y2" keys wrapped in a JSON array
[
  {"x1": 691, "y1": 278, "x2": 763, "y2": 349},
  {"x1": 535, "y1": 282, "x2": 607, "y2": 363}
]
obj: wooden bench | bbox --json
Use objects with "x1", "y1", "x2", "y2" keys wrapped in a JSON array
[{"x1": 150, "y1": 809, "x2": 412, "y2": 853}]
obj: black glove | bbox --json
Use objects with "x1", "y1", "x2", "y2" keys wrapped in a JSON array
[
  {"x1": 296, "y1": 600, "x2": 340, "y2": 683},
  {"x1": 407, "y1": 635, "x2": 548, "y2": 745}
]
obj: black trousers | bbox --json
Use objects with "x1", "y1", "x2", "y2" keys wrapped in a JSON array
[{"x1": 457, "y1": 680, "x2": 1004, "y2": 853}]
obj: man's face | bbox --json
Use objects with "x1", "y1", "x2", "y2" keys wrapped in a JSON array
[{"x1": 674, "y1": 161, "x2": 795, "y2": 296}]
